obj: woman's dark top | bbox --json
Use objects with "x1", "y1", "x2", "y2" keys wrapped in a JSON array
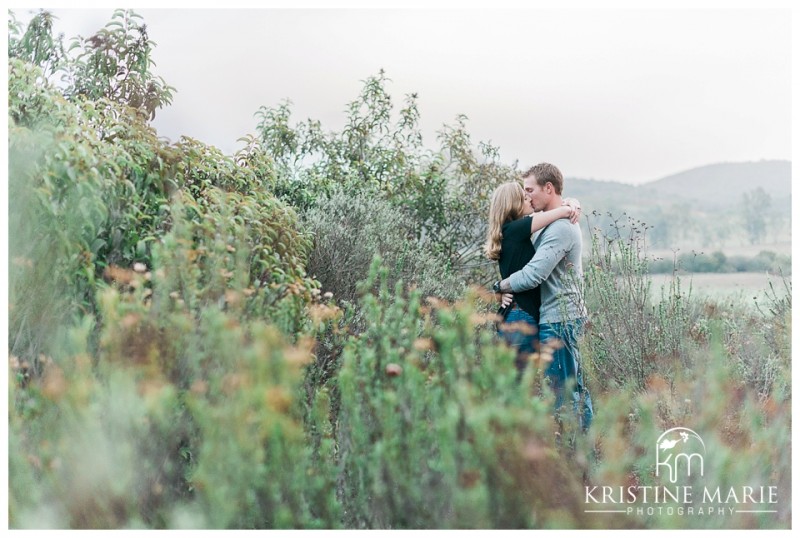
[{"x1": 499, "y1": 216, "x2": 541, "y2": 321}]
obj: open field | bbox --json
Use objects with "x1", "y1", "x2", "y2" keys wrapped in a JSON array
[
  {"x1": 648, "y1": 240, "x2": 791, "y2": 260},
  {"x1": 650, "y1": 271, "x2": 791, "y2": 304}
]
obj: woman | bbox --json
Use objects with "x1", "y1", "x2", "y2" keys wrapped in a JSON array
[{"x1": 484, "y1": 182, "x2": 580, "y2": 376}]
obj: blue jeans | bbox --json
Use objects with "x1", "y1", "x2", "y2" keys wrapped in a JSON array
[
  {"x1": 496, "y1": 306, "x2": 539, "y2": 378},
  {"x1": 538, "y1": 319, "x2": 594, "y2": 431}
]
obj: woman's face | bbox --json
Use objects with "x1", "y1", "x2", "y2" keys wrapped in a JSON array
[{"x1": 521, "y1": 193, "x2": 535, "y2": 216}]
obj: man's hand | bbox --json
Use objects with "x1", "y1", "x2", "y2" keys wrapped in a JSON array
[
  {"x1": 563, "y1": 197, "x2": 582, "y2": 224},
  {"x1": 500, "y1": 293, "x2": 513, "y2": 308},
  {"x1": 498, "y1": 278, "x2": 512, "y2": 293}
]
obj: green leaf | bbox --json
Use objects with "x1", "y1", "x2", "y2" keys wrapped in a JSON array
[{"x1": 90, "y1": 238, "x2": 106, "y2": 254}]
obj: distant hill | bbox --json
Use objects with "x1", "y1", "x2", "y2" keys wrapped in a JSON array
[
  {"x1": 644, "y1": 160, "x2": 791, "y2": 211},
  {"x1": 566, "y1": 160, "x2": 791, "y2": 215}
]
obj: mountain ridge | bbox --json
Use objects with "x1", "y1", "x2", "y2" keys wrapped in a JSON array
[{"x1": 565, "y1": 159, "x2": 791, "y2": 213}]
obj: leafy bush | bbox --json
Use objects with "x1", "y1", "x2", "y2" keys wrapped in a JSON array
[
  {"x1": 9, "y1": 262, "x2": 338, "y2": 528},
  {"x1": 308, "y1": 261, "x2": 596, "y2": 529},
  {"x1": 252, "y1": 71, "x2": 518, "y2": 284},
  {"x1": 8, "y1": 44, "x2": 317, "y2": 366},
  {"x1": 302, "y1": 190, "x2": 465, "y2": 305},
  {"x1": 9, "y1": 12, "x2": 329, "y2": 528},
  {"x1": 9, "y1": 8, "x2": 174, "y2": 119}
]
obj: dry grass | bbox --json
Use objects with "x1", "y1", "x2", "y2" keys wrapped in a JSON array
[
  {"x1": 649, "y1": 240, "x2": 791, "y2": 259},
  {"x1": 652, "y1": 272, "x2": 790, "y2": 302}
]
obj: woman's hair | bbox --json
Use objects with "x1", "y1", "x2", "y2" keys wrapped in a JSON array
[{"x1": 484, "y1": 182, "x2": 526, "y2": 261}]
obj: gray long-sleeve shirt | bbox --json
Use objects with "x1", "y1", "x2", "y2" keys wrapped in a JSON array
[{"x1": 508, "y1": 219, "x2": 587, "y2": 324}]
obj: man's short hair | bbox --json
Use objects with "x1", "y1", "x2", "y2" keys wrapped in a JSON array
[{"x1": 522, "y1": 162, "x2": 563, "y2": 194}]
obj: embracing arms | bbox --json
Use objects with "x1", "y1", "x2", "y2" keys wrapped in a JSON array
[
  {"x1": 495, "y1": 219, "x2": 576, "y2": 295},
  {"x1": 529, "y1": 197, "x2": 582, "y2": 234}
]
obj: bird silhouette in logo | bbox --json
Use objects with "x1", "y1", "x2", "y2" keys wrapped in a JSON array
[
  {"x1": 658, "y1": 437, "x2": 680, "y2": 451},
  {"x1": 659, "y1": 430, "x2": 702, "y2": 451}
]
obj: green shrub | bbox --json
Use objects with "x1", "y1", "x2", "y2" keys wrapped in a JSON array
[
  {"x1": 8, "y1": 49, "x2": 318, "y2": 364},
  {"x1": 582, "y1": 214, "x2": 695, "y2": 391},
  {"x1": 302, "y1": 190, "x2": 465, "y2": 305},
  {"x1": 9, "y1": 9, "x2": 174, "y2": 119},
  {"x1": 252, "y1": 72, "x2": 518, "y2": 284},
  {"x1": 322, "y1": 261, "x2": 595, "y2": 529},
  {"x1": 9, "y1": 210, "x2": 336, "y2": 529}
]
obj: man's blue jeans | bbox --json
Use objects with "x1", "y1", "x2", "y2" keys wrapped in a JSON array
[{"x1": 538, "y1": 318, "x2": 594, "y2": 431}]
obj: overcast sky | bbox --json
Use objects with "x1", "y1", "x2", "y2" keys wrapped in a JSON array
[{"x1": 9, "y1": 5, "x2": 792, "y2": 184}]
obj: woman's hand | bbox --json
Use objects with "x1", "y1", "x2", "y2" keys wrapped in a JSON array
[{"x1": 563, "y1": 197, "x2": 582, "y2": 224}]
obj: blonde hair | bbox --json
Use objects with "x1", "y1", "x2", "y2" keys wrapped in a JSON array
[{"x1": 484, "y1": 182, "x2": 525, "y2": 261}]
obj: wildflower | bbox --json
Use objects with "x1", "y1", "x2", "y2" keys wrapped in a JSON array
[{"x1": 385, "y1": 363, "x2": 402, "y2": 377}]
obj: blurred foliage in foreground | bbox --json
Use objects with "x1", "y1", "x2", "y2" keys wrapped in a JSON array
[{"x1": 8, "y1": 10, "x2": 792, "y2": 529}]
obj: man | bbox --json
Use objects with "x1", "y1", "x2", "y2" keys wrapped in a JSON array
[{"x1": 495, "y1": 162, "x2": 594, "y2": 431}]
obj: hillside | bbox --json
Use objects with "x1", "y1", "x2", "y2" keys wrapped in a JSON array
[
  {"x1": 563, "y1": 160, "x2": 791, "y2": 249},
  {"x1": 644, "y1": 160, "x2": 791, "y2": 211},
  {"x1": 566, "y1": 160, "x2": 791, "y2": 214}
]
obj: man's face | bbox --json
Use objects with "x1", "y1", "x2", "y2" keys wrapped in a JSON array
[{"x1": 523, "y1": 175, "x2": 548, "y2": 212}]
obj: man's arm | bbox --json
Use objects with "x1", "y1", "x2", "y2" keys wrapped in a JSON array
[{"x1": 497, "y1": 223, "x2": 573, "y2": 293}]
